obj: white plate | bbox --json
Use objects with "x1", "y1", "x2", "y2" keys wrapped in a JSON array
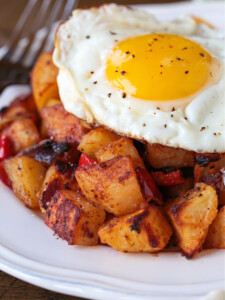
[{"x1": 0, "y1": 2, "x2": 225, "y2": 299}]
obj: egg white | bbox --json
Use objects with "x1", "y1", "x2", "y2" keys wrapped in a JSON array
[{"x1": 53, "y1": 4, "x2": 225, "y2": 153}]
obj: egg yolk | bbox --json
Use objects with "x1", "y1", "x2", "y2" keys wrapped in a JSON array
[{"x1": 106, "y1": 34, "x2": 213, "y2": 101}]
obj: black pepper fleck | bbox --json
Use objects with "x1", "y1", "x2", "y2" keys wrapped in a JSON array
[
  {"x1": 199, "y1": 52, "x2": 205, "y2": 57},
  {"x1": 132, "y1": 54, "x2": 135, "y2": 58},
  {"x1": 184, "y1": 117, "x2": 188, "y2": 120},
  {"x1": 164, "y1": 124, "x2": 167, "y2": 128},
  {"x1": 86, "y1": 35, "x2": 90, "y2": 39},
  {"x1": 157, "y1": 107, "x2": 160, "y2": 110},
  {"x1": 108, "y1": 93, "x2": 112, "y2": 98},
  {"x1": 125, "y1": 51, "x2": 130, "y2": 54},
  {"x1": 93, "y1": 81, "x2": 97, "y2": 84},
  {"x1": 110, "y1": 31, "x2": 116, "y2": 35},
  {"x1": 143, "y1": 123, "x2": 146, "y2": 127},
  {"x1": 185, "y1": 70, "x2": 189, "y2": 74},
  {"x1": 122, "y1": 92, "x2": 127, "y2": 98},
  {"x1": 200, "y1": 127, "x2": 206, "y2": 131},
  {"x1": 176, "y1": 57, "x2": 181, "y2": 61},
  {"x1": 172, "y1": 107, "x2": 175, "y2": 112},
  {"x1": 120, "y1": 71, "x2": 126, "y2": 76}
]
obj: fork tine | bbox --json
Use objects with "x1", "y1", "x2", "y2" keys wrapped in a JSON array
[
  {"x1": 3, "y1": 0, "x2": 38, "y2": 60},
  {"x1": 27, "y1": 0, "x2": 78, "y2": 67},
  {"x1": 61, "y1": 0, "x2": 76, "y2": 21},
  {"x1": 43, "y1": 0, "x2": 77, "y2": 52},
  {"x1": 16, "y1": 0, "x2": 52, "y2": 64}
]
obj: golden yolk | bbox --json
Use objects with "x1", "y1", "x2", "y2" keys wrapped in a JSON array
[{"x1": 106, "y1": 34, "x2": 214, "y2": 101}]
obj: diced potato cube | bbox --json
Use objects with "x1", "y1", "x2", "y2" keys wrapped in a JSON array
[
  {"x1": 45, "y1": 189, "x2": 105, "y2": 245},
  {"x1": 40, "y1": 160, "x2": 78, "y2": 213},
  {"x1": 31, "y1": 52, "x2": 59, "y2": 110},
  {"x1": 167, "y1": 183, "x2": 218, "y2": 258},
  {"x1": 99, "y1": 204, "x2": 172, "y2": 252},
  {"x1": 1, "y1": 118, "x2": 40, "y2": 154},
  {"x1": 78, "y1": 128, "x2": 120, "y2": 159},
  {"x1": 204, "y1": 205, "x2": 225, "y2": 249},
  {"x1": 96, "y1": 137, "x2": 145, "y2": 168},
  {"x1": 147, "y1": 143, "x2": 195, "y2": 169},
  {"x1": 0, "y1": 94, "x2": 37, "y2": 120},
  {"x1": 75, "y1": 156, "x2": 147, "y2": 216},
  {"x1": 41, "y1": 104, "x2": 88, "y2": 144},
  {"x1": 3, "y1": 156, "x2": 47, "y2": 208}
]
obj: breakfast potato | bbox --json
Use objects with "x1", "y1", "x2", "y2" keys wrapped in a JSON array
[
  {"x1": 0, "y1": 94, "x2": 37, "y2": 120},
  {"x1": 3, "y1": 156, "x2": 47, "y2": 208},
  {"x1": 40, "y1": 160, "x2": 78, "y2": 213},
  {"x1": 41, "y1": 104, "x2": 88, "y2": 144},
  {"x1": 99, "y1": 204, "x2": 172, "y2": 252},
  {"x1": 31, "y1": 52, "x2": 59, "y2": 110},
  {"x1": 146, "y1": 143, "x2": 195, "y2": 169},
  {"x1": 45, "y1": 189, "x2": 106, "y2": 246},
  {"x1": 95, "y1": 137, "x2": 145, "y2": 168},
  {"x1": 1, "y1": 118, "x2": 40, "y2": 154},
  {"x1": 75, "y1": 155, "x2": 147, "y2": 216},
  {"x1": 204, "y1": 205, "x2": 225, "y2": 249},
  {"x1": 194, "y1": 154, "x2": 225, "y2": 206},
  {"x1": 77, "y1": 127, "x2": 120, "y2": 159},
  {"x1": 167, "y1": 183, "x2": 218, "y2": 258}
]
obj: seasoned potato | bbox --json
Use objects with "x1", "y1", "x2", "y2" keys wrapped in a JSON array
[
  {"x1": 0, "y1": 94, "x2": 37, "y2": 120},
  {"x1": 3, "y1": 156, "x2": 47, "y2": 208},
  {"x1": 78, "y1": 127, "x2": 120, "y2": 159},
  {"x1": 40, "y1": 160, "x2": 78, "y2": 213},
  {"x1": 41, "y1": 104, "x2": 87, "y2": 144},
  {"x1": 96, "y1": 137, "x2": 145, "y2": 168},
  {"x1": 167, "y1": 183, "x2": 218, "y2": 258},
  {"x1": 75, "y1": 156, "x2": 147, "y2": 216},
  {"x1": 194, "y1": 155, "x2": 225, "y2": 206},
  {"x1": 45, "y1": 189, "x2": 106, "y2": 246},
  {"x1": 99, "y1": 204, "x2": 172, "y2": 252},
  {"x1": 204, "y1": 205, "x2": 225, "y2": 249},
  {"x1": 31, "y1": 52, "x2": 59, "y2": 110},
  {"x1": 146, "y1": 143, "x2": 195, "y2": 169},
  {"x1": 1, "y1": 118, "x2": 40, "y2": 154}
]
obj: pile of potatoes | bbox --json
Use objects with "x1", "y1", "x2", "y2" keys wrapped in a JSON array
[{"x1": 0, "y1": 52, "x2": 224, "y2": 258}]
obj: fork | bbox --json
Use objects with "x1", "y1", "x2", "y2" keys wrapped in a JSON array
[{"x1": 0, "y1": 0, "x2": 79, "y2": 93}]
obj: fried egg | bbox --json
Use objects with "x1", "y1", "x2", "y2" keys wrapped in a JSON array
[{"x1": 53, "y1": 4, "x2": 225, "y2": 153}]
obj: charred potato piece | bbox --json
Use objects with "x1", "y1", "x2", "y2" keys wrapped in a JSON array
[
  {"x1": 96, "y1": 137, "x2": 145, "y2": 168},
  {"x1": 204, "y1": 205, "x2": 225, "y2": 249},
  {"x1": 167, "y1": 183, "x2": 218, "y2": 258},
  {"x1": 40, "y1": 160, "x2": 78, "y2": 213},
  {"x1": 45, "y1": 189, "x2": 106, "y2": 246},
  {"x1": 41, "y1": 104, "x2": 87, "y2": 144},
  {"x1": 3, "y1": 156, "x2": 47, "y2": 208},
  {"x1": 194, "y1": 155, "x2": 225, "y2": 206},
  {"x1": 75, "y1": 156, "x2": 147, "y2": 216},
  {"x1": 31, "y1": 52, "x2": 59, "y2": 110},
  {"x1": 147, "y1": 143, "x2": 195, "y2": 169},
  {"x1": 99, "y1": 204, "x2": 172, "y2": 252},
  {"x1": 78, "y1": 128, "x2": 120, "y2": 160},
  {"x1": 1, "y1": 118, "x2": 40, "y2": 154}
]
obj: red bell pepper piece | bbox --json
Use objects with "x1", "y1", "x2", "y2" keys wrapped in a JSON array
[
  {"x1": 136, "y1": 167, "x2": 162, "y2": 203},
  {"x1": 78, "y1": 153, "x2": 96, "y2": 168},
  {"x1": 151, "y1": 169, "x2": 184, "y2": 186},
  {"x1": 0, "y1": 164, "x2": 11, "y2": 188},
  {"x1": 0, "y1": 135, "x2": 12, "y2": 162}
]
